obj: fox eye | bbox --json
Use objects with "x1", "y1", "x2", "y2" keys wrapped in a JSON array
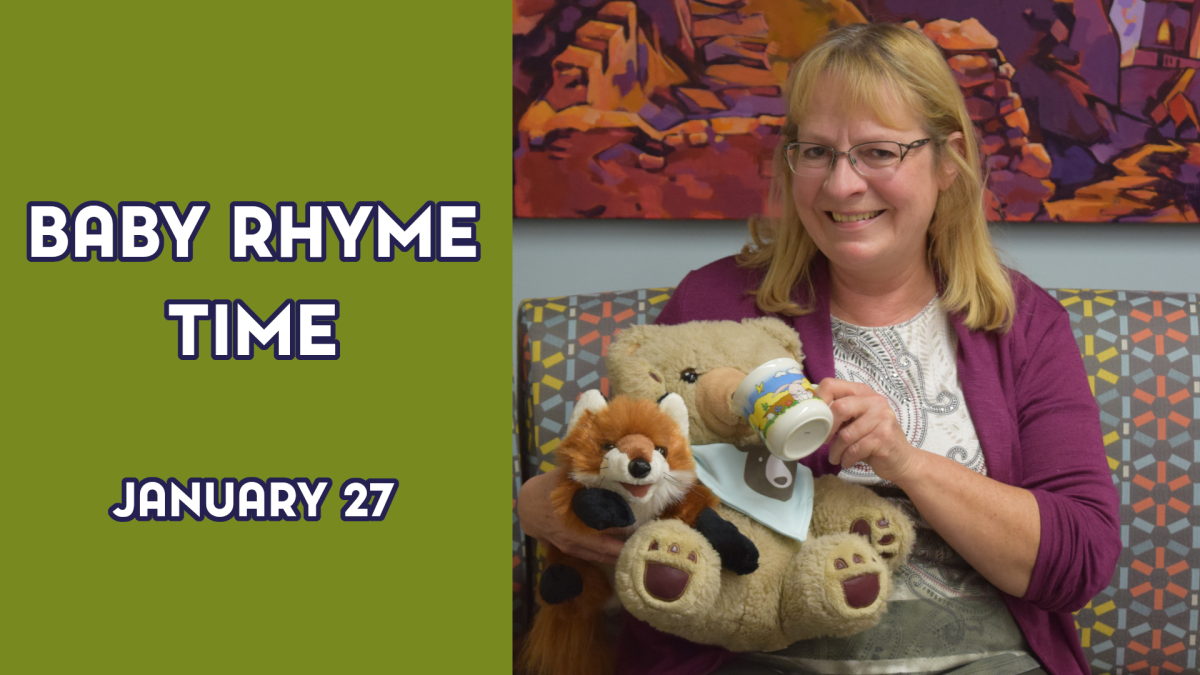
[
  {"x1": 656, "y1": 446, "x2": 668, "y2": 456},
  {"x1": 602, "y1": 443, "x2": 616, "y2": 451},
  {"x1": 680, "y1": 368, "x2": 699, "y2": 384}
]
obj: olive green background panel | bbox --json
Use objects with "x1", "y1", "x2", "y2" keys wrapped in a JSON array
[{"x1": 2, "y1": 2, "x2": 511, "y2": 673}]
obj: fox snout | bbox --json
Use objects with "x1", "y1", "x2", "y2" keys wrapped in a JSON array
[
  {"x1": 628, "y1": 459, "x2": 651, "y2": 479},
  {"x1": 603, "y1": 433, "x2": 666, "y2": 484},
  {"x1": 616, "y1": 434, "x2": 657, "y2": 463}
]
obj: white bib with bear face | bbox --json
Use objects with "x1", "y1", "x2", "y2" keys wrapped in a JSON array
[{"x1": 691, "y1": 443, "x2": 814, "y2": 542}]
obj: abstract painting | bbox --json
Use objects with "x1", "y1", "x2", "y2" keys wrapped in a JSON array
[{"x1": 513, "y1": 0, "x2": 1200, "y2": 222}]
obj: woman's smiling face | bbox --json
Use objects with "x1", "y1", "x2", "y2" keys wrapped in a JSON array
[{"x1": 791, "y1": 77, "x2": 956, "y2": 281}]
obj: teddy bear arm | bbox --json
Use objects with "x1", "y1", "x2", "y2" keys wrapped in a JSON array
[
  {"x1": 693, "y1": 507, "x2": 760, "y2": 575},
  {"x1": 656, "y1": 486, "x2": 758, "y2": 573}
]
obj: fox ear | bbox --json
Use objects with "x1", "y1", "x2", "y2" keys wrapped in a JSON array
[
  {"x1": 656, "y1": 393, "x2": 689, "y2": 438},
  {"x1": 569, "y1": 390, "x2": 609, "y2": 431}
]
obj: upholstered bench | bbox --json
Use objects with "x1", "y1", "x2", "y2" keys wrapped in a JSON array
[{"x1": 513, "y1": 287, "x2": 1200, "y2": 673}]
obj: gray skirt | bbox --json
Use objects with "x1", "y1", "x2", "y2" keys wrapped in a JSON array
[{"x1": 713, "y1": 496, "x2": 1040, "y2": 675}]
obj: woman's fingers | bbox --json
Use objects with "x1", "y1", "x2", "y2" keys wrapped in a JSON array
[
  {"x1": 816, "y1": 377, "x2": 870, "y2": 404},
  {"x1": 822, "y1": 384, "x2": 873, "y2": 456},
  {"x1": 817, "y1": 378, "x2": 915, "y2": 477},
  {"x1": 516, "y1": 469, "x2": 626, "y2": 565},
  {"x1": 559, "y1": 532, "x2": 625, "y2": 566},
  {"x1": 829, "y1": 409, "x2": 887, "y2": 466},
  {"x1": 516, "y1": 470, "x2": 559, "y2": 537},
  {"x1": 837, "y1": 426, "x2": 888, "y2": 467},
  {"x1": 819, "y1": 378, "x2": 874, "y2": 435},
  {"x1": 837, "y1": 416, "x2": 917, "y2": 480}
]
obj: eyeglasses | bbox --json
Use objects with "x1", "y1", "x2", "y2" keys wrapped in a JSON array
[{"x1": 784, "y1": 139, "x2": 931, "y2": 177}]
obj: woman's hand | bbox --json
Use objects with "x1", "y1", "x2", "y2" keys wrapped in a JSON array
[
  {"x1": 817, "y1": 377, "x2": 1039, "y2": 597},
  {"x1": 817, "y1": 378, "x2": 921, "y2": 483},
  {"x1": 516, "y1": 468, "x2": 626, "y2": 565}
]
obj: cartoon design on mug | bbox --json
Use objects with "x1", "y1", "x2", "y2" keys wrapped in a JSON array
[
  {"x1": 746, "y1": 367, "x2": 817, "y2": 435},
  {"x1": 734, "y1": 358, "x2": 834, "y2": 461}
]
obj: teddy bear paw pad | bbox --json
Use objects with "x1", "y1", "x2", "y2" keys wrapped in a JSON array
[
  {"x1": 824, "y1": 537, "x2": 888, "y2": 616},
  {"x1": 832, "y1": 552, "x2": 879, "y2": 607},
  {"x1": 640, "y1": 536, "x2": 704, "y2": 602},
  {"x1": 842, "y1": 572, "x2": 880, "y2": 609},
  {"x1": 849, "y1": 516, "x2": 903, "y2": 561},
  {"x1": 616, "y1": 520, "x2": 723, "y2": 618},
  {"x1": 644, "y1": 561, "x2": 691, "y2": 601}
]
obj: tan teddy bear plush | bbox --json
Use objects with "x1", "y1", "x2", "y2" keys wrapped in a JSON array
[{"x1": 606, "y1": 317, "x2": 916, "y2": 651}]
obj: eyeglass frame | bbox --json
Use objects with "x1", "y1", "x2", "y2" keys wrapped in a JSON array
[{"x1": 784, "y1": 138, "x2": 932, "y2": 177}]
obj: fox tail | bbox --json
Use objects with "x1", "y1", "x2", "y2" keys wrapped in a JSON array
[{"x1": 517, "y1": 556, "x2": 613, "y2": 675}]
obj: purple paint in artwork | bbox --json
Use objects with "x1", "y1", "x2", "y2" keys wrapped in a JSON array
[
  {"x1": 1179, "y1": 162, "x2": 1200, "y2": 186},
  {"x1": 1050, "y1": 43, "x2": 1078, "y2": 62},
  {"x1": 1119, "y1": 67, "x2": 1174, "y2": 111},
  {"x1": 1088, "y1": 110, "x2": 1154, "y2": 164},
  {"x1": 1069, "y1": 0, "x2": 1119, "y2": 102},
  {"x1": 514, "y1": 0, "x2": 1200, "y2": 221},
  {"x1": 593, "y1": 143, "x2": 643, "y2": 187},
  {"x1": 1047, "y1": 144, "x2": 1101, "y2": 187},
  {"x1": 636, "y1": 0, "x2": 681, "y2": 47},
  {"x1": 1109, "y1": 0, "x2": 1146, "y2": 63},
  {"x1": 614, "y1": 61, "x2": 638, "y2": 96},
  {"x1": 722, "y1": 95, "x2": 786, "y2": 118},
  {"x1": 558, "y1": 7, "x2": 582, "y2": 33},
  {"x1": 989, "y1": 170, "x2": 1053, "y2": 220},
  {"x1": 855, "y1": 1, "x2": 1120, "y2": 148},
  {"x1": 1137, "y1": 3, "x2": 1184, "y2": 50},
  {"x1": 596, "y1": 143, "x2": 637, "y2": 163},
  {"x1": 639, "y1": 102, "x2": 685, "y2": 132}
]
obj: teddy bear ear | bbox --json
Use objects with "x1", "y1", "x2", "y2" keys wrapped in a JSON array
[
  {"x1": 610, "y1": 324, "x2": 653, "y2": 356},
  {"x1": 742, "y1": 317, "x2": 804, "y2": 363},
  {"x1": 568, "y1": 390, "x2": 609, "y2": 431},
  {"x1": 655, "y1": 393, "x2": 689, "y2": 438}
]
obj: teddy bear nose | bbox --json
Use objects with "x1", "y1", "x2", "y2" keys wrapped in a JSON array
[{"x1": 629, "y1": 459, "x2": 651, "y2": 478}]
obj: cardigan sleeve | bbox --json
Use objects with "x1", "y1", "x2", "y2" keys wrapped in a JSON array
[
  {"x1": 655, "y1": 272, "x2": 691, "y2": 326},
  {"x1": 1014, "y1": 294, "x2": 1121, "y2": 613}
]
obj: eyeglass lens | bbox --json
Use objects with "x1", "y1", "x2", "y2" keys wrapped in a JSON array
[{"x1": 786, "y1": 142, "x2": 916, "y2": 176}]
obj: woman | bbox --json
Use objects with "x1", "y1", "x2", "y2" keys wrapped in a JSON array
[{"x1": 519, "y1": 23, "x2": 1120, "y2": 675}]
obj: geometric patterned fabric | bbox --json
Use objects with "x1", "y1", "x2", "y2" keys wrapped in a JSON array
[
  {"x1": 1051, "y1": 289, "x2": 1200, "y2": 675},
  {"x1": 514, "y1": 287, "x2": 1200, "y2": 674},
  {"x1": 514, "y1": 289, "x2": 672, "y2": 638}
]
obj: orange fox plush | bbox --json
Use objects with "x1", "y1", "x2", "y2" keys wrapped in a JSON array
[{"x1": 518, "y1": 390, "x2": 758, "y2": 675}]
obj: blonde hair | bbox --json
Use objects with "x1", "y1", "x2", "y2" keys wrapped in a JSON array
[{"x1": 739, "y1": 23, "x2": 1014, "y2": 332}]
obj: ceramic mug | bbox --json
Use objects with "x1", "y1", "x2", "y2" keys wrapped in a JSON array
[{"x1": 731, "y1": 358, "x2": 833, "y2": 460}]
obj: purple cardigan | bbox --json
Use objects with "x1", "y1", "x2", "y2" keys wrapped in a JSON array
[{"x1": 616, "y1": 256, "x2": 1120, "y2": 675}]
